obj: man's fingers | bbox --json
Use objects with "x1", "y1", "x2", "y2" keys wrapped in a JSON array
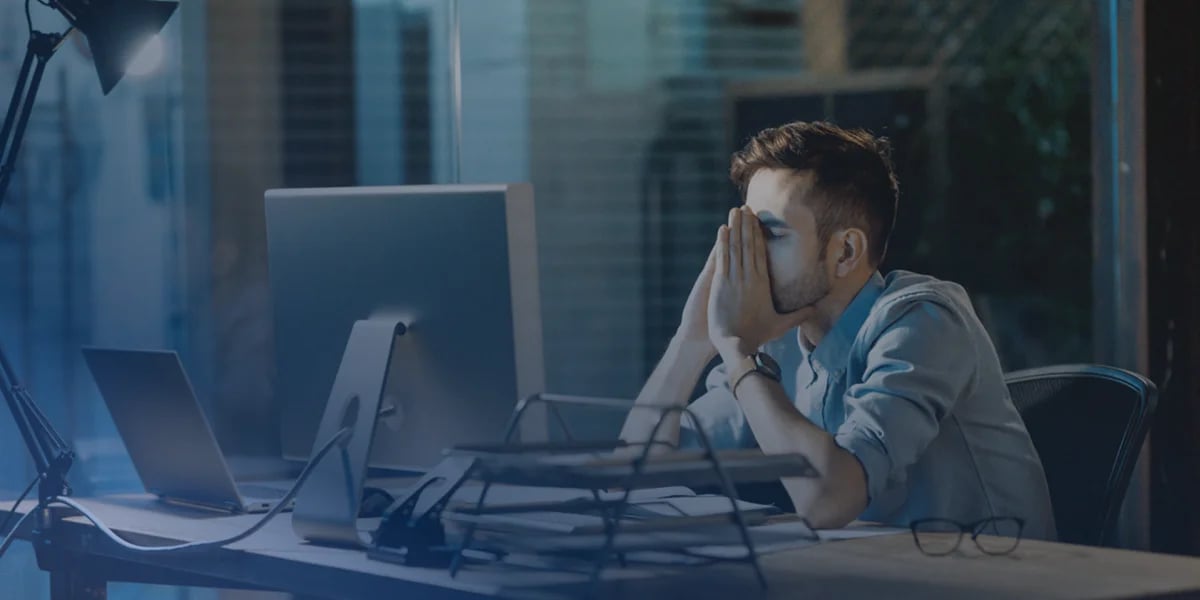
[
  {"x1": 739, "y1": 206, "x2": 751, "y2": 278},
  {"x1": 744, "y1": 207, "x2": 765, "y2": 276},
  {"x1": 715, "y1": 226, "x2": 729, "y2": 277},
  {"x1": 729, "y1": 208, "x2": 742, "y2": 279},
  {"x1": 742, "y1": 206, "x2": 759, "y2": 278}
]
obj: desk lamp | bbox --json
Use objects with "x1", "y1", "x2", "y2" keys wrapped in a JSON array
[{"x1": 0, "y1": 0, "x2": 178, "y2": 505}]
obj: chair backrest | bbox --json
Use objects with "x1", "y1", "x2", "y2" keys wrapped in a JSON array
[{"x1": 1005, "y1": 364, "x2": 1156, "y2": 546}]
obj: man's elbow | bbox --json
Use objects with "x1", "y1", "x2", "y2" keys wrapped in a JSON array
[{"x1": 784, "y1": 444, "x2": 869, "y2": 529}]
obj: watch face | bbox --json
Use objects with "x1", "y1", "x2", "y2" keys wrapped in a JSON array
[{"x1": 755, "y1": 352, "x2": 782, "y2": 381}]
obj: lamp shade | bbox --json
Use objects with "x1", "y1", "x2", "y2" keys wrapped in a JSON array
[{"x1": 53, "y1": 0, "x2": 179, "y2": 94}]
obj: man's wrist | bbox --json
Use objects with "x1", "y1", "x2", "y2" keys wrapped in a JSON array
[
  {"x1": 715, "y1": 337, "x2": 756, "y2": 364},
  {"x1": 669, "y1": 333, "x2": 718, "y2": 362}
]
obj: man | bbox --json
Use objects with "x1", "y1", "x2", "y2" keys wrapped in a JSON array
[{"x1": 619, "y1": 121, "x2": 1056, "y2": 539}]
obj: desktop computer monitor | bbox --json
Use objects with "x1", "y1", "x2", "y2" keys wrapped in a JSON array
[{"x1": 265, "y1": 184, "x2": 544, "y2": 470}]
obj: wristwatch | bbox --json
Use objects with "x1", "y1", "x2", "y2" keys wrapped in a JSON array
[{"x1": 728, "y1": 351, "x2": 783, "y2": 394}]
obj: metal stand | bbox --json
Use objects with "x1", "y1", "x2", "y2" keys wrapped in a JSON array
[{"x1": 291, "y1": 316, "x2": 407, "y2": 548}]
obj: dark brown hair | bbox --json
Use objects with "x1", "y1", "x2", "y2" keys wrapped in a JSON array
[{"x1": 730, "y1": 121, "x2": 898, "y2": 266}]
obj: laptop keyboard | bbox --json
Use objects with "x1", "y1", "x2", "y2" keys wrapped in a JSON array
[{"x1": 238, "y1": 483, "x2": 288, "y2": 499}]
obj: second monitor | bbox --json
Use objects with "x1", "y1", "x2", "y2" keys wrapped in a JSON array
[{"x1": 265, "y1": 183, "x2": 544, "y2": 471}]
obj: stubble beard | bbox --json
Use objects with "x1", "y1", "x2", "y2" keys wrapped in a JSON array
[{"x1": 772, "y1": 263, "x2": 830, "y2": 316}]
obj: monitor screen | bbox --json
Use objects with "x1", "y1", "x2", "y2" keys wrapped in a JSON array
[{"x1": 265, "y1": 184, "x2": 544, "y2": 469}]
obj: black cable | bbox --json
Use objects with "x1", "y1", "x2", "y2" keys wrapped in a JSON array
[
  {"x1": 24, "y1": 0, "x2": 32, "y2": 35},
  {"x1": 0, "y1": 509, "x2": 35, "y2": 560},
  {"x1": 0, "y1": 475, "x2": 39, "y2": 536},
  {"x1": 0, "y1": 475, "x2": 40, "y2": 561}
]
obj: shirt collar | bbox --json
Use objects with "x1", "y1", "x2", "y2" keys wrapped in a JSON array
[{"x1": 799, "y1": 271, "x2": 885, "y2": 373}]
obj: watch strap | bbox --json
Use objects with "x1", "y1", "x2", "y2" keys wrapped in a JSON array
[{"x1": 728, "y1": 351, "x2": 781, "y2": 394}]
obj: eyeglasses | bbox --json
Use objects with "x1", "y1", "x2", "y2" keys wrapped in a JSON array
[{"x1": 909, "y1": 517, "x2": 1025, "y2": 556}]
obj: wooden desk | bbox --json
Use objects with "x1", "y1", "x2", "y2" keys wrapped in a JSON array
[{"x1": 6, "y1": 495, "x2": 1200, "y2": 599}]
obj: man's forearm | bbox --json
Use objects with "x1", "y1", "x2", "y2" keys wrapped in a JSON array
[
  {"x1": 618, "y1": 337, "x2": 715, "y2": 451},
  {"x1": 728, "y1": 370, "x2": 868, "y2": 528}
]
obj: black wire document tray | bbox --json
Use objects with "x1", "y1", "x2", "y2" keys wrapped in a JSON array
[
  {"x1": 449, "y1": 445, "x2": 819, "y2": 490},
  {"x1": 365, "y1": 393, "x2": 823, "y2": 593}
]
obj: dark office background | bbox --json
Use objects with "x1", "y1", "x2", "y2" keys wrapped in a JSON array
[{"x1": 0, "y1": 1, "x2": 1196, "y2": 598}]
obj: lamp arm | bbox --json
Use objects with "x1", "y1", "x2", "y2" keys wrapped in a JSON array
[
  {"x1": 0, "y1": 31, "x2": 64, "y2": 212},
  {"x1": 0, "y1": 30, "x2": 74, "y2": 504}
]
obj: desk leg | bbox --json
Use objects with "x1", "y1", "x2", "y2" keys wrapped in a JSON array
[{"x1": 50, "y1": 569, "x2": 107, "y2": 600}]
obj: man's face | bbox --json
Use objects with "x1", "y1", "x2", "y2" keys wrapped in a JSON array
[{"x1": 744, "y1": 168, "x2": 831, "y2": 314}]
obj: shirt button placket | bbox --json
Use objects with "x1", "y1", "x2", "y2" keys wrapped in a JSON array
[
  {"x1": 822, "y1": 369, "x2": 846, "y2": 428},
  {"x1": 811, "y1": 363, "x2": 827, "y2": 429}
]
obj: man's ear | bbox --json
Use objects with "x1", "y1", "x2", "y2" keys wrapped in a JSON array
[{"x1": 834, "y1": 228, "x2": 868, "y2": 277}]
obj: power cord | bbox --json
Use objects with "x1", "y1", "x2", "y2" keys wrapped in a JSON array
[
  {"x1": 0, "y1": 475, "x2": 38, "y2": 535},
  {"x1": 0, "y1": 426, "x2": 351, "y2": 558},
  {"x1": 0, "y1": 475, "x2": 40, "y2": 558},
  {"x1": 0, "y1": 505, "x2": 35, "y2": 560}
]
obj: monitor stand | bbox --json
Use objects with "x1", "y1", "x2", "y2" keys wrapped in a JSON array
[{"x1": 292, "y1": 316, "x2": 406, "y2": 547}]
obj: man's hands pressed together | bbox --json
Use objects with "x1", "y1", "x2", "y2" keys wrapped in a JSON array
[
  {"x1": 708, "y1": 206, "x2": 812, "y2": 364},
  {"x1": 698, "y1": 206, "x2": 869, "y2": 528},
  {"x1": 622, "y1": 204, "x2": 869, "y2": 528}
]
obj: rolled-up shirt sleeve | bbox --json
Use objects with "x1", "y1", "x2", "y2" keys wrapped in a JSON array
[
  {"x1": 679, "y1": 361, "x2": 754, "y2": 450},
  {"x1": 834, "y1": 298, "x2": 978, "y2": 504}
]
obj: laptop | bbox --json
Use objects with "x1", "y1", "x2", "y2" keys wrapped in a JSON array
[{"x1": 82, "y1": 347, "x2": 293, "y2": 514}]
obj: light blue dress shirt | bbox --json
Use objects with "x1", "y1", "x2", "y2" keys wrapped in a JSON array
[{"x1": 681, "y1": 270, "x2": 1057, "y2": 540}]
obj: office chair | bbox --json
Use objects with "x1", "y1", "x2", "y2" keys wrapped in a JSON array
[{"x1": 1005, "y1": 364, "x2": 1157, "y2": 547}]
